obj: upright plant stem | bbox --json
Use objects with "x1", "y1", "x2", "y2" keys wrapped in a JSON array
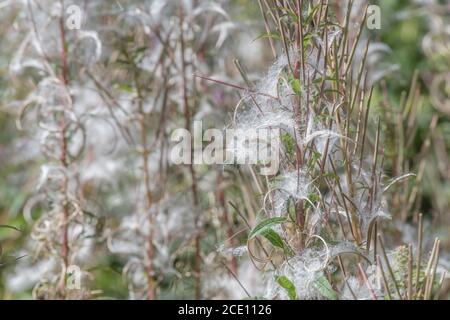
[
  {"x1": 134, "y1": 66, "x2": 157, "y2": 300},
  {"x1": 58, "y1": 12, "x2": 70, "y2": 299},
  {"x1": 179, "y1": 10, "x2": 202, "y2": 300}
]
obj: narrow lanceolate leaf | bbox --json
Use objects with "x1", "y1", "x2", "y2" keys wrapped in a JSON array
[
  {"x1": 253, "y1": 32, "x2": 280, "y2": 42},
  {"x1": 260, "y1": 229, "x2": 295, "y2": 257},
  {"x1": 366, "y1": 216, "x2": 378, "y2": 254},
  {"x1": 248, "y1": 217, "x2": 287, "y2": 240},
  {"x1": 260, "y1": 228, "x2": 285, "y2": 250},
  {"x1": 0, "y1": 225, "x2": 21, "y2": 232},
  {"x1": 313, "y1": 274, "x2": 338, "y2": 300},
  {"x1": 276, "y1": 276, "x2": 297, "y2": 300}
]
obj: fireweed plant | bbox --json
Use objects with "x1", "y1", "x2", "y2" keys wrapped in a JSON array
[
  {"x1": 0, "y1": 0, "x2": 448, "y2": 300},
  {"x1": 5, "y1": 0, "x2": 106, "y2": 299},
  {"x1": 212, "y1": 0, "x2": 448, "y2": 300},
  {"x1": 104, "y1": 0, "x2": 237, "y2": 299}
]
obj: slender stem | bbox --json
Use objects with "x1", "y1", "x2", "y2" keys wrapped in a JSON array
[
  {"x1": 378, "y1": 234, "x2": 402, "y2": 299},
  {"x1": 407, "y1": 244, "x2": 413, "y2": 299},
  {"x1": 358, "y1": 263, "x2": 377, "y2": 300},
  {"x1": 58, "y1": 10, "x2": 70, "y2": 299},
  {"x1": 180, "y1": 11, "x2": 202, "y2": 300},
  {"x1": 415, "y1": 213, "x2": 423, "y2": 292},
  {"x1": 377, "y1": 255, "x2": 393, "y2": 300}
]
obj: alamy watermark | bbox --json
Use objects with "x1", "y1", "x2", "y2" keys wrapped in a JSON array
[
  {"x1": 367, "y1": 5, "x2": 381, "y2": 30},
  {"x1": 170, "y1": 121, "x2": 281, "y2": 176},
  {"x1": 65, "y1": 4, "x2": 83, "y2": 30},
  {"x1": 66, "y1": 264, "x2": 82, "y2": 290}
]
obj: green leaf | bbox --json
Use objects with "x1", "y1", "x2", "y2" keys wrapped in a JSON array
[
  {"x1": 288, "y1": 76, "x2": 301, "y2": 95},
  {"x1": 248, "y1": 217, "x2": 287, "y2": 240},
  {"x1": 118, "y1": 84, "x2": 134, "y2": 93},
  {"x1": 305, "y1": 192, "x2": 320, "y2": 209},
  {"x1": 253, "y1": 33, "x2": 280, "y2": 42},
  {"x1": 262, "y1": 229, "x2": 295, "y2": 257},
  {"x1": 322, "y1": 172, "x2": 338, "y2": 180},
  {"x1": 302, "y1": 33, "x2": 313, "y2": 48},
  {"x1": 248, "y1": 218, "x2": 295, "y2": 257},
  {"x1": 286, "y1": 198, "x2": 296, "y2": 222},
  {"x1": 308, "y1": 193, "x2": 320, "y2": 203},
  {"x1": 306, "y1": 4, "x2": 321, "y2": 25},
  {"x1": 307, "y1": 150, "x2": 321, "y2": 172},
  {"x1": 260, "y1": 228, "x2": 285, "y2": 249},
  {"x1": 276, "y1": 276, "x2": 297, "y2": 300},
  {"x1": 313, "y1": 274, "x2": 338, "y2": 300},
  {"x1": 0, "y1": 225, "x2": 21, "y2": 232},
  {"x1": 281, "y1": 133, "x2": 296, "y2": 157}
]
